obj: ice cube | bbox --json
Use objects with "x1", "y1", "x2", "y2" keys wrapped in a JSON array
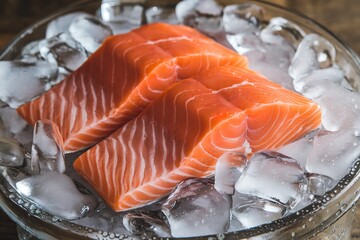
[
  {"x1": 20, "y1": 40, "x2": 42, "y2": 62},
  {"x1": 313, "y1": 83, "x2": 360, "y2": 131},
  {"x1": 101, "y1": 0, "x2": 143, "y2": 24},
  {"x1": 31, "y1": 120, "x2": 65, "y2": 175},
  {"x1": 0, "y1": 138, "x2": 25, "y2": 167},
  {"x1": 235, "y1": 151, "x2": 307, "y2": 208},
  {"x1": 0, "y1": 107, "x2": 28, "y2": 135},
  {"x1": 38, "y1": 33, "x2": 88, "y2": 72},
  {"x1": 293, "y1": 67, "x2": 344, "y2": 93},
  {"x1": 289, "y1": 33, "x2": 336, "y2": 80},
  {"x1": 307, "y1": 174, "x2": 335, "y2": 196},
  {"x1": 0, "y1": 61, "x2": 58, "y2": 108},
  {"x1": 245, "y1": 50, "x2": 295, "y2": 90},
  {"x1": 176, "y1": 0, "x2": 223, "y2": 35},
  {"x1": 260, "y1": 17, "x2": 305, "y2": 47},
  {"x1": 69, "y1": 15, "x2": 113, "y2": 53},
  {"x1": 232, "y1": 197, "x2": 286, "y2": 228},
  {"x1": 214, "y1": 152, "x2": 247, "y2": 195},
  {"x1": 15, "y1": 172, "x2": 97, "y2": 220},
  {"x1": 100, "y1": 2, "x2": 143, "y2": 35},
  {"x1": 162, "y1": 178, "x2": 231, "y2": 237},
  {"x1": 306, "y1": 129, "x2": 360, "y2": 180},
  {"x1": 145, "y1": 6, "x2": 178, "y2": 24},
  {"x1": 277, "y1": 137, "x2": 314, "y2": 169},
  {"x1": 123, "y1": 211, "x2": 171, "y2": 238},
  {"x1": 228, "y1": 31, "x2": 295, "y2": 89},
  {"x1": 223, "y1": 3, "x2": 264, "y2": 35},
  {"x1": 46, "y1": 12, "x2": 91, "y2": 38},
  {"x1": 100, "y1": 0, "x2": 144, "y2": 33},
  {"x1": 226, "y1": 34, "x2": 263, "y2": 55},
  {"x1": 100, "y1": 0, "x2": 122, "y2": 22}
]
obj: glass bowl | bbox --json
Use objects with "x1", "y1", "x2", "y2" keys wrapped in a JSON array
[{"x1": 0, "y1": 0, "x2": 359, "y2": 239}]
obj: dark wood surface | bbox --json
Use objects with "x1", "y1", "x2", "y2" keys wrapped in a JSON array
[{"x1": 0, "y1": 0, "x2": 359, "y2": 239}]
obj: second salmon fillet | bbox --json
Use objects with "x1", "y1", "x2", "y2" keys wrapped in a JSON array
[
  {"x1": 17, "y1": 23, "x2": 247, "y2": 152},
  {"x1": 74, "y1": 79, "x2": 248, "y2": 211}
]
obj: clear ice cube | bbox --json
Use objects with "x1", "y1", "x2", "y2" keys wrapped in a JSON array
[
  {"x1": 214, "y1": 152, "x2": 247, "y2": 195},
  {"x1": 145, "y1": 6, "x2": 179, "y2": 24},
  {"x1": 232, "y1": 196, "x2": 286, "y2": 229},
  {"x1": 176, "y1": 0, "x2": 223, "y2": 35},
  {"x1": 235, "y1": 151, "x2": 307, "y2": 208},
  {"x1": 162, "y1": 178, "x2": 231, "y2": 237},
  {"x1": 100, "y1": 1, "x2": 143, "y2": 34},
  {"x1": 20, "y1": 40, "x2": 42, "y2": 62},
  {"x1": 223, "y1": 3, "x2": 264, "y2": 35},
  {"x1": 311, "y1": 82, "x2": 360, "y2": 132},
  {"x1": 46, "y1": 12, "x2": 91, "y2": 38},
  {"x1": 38, "y1": 33, "x2": 88, "y2": 72},
  {"x1": 307, "y1": 173, "x2": 335, "y2": 196},
  {"x1": 69, "y1": 15, "x2": 113, "y2": 53},
  {"x1": 0, "y1": 61, "x2": 58, "y2": 108},
  {"x1": 277, "y1": 137, "x2": 314, "y2": 169},
  {"x1": 260, "y1": 17, "x2": 305, "y2": 47},
  {"x1": 289, "y1": 33, "x2": 336, "y2": 80},
  {"x1": 101, "y1": 0, "x2": 143, "y2": 25},
  {"x1": 0, "y1": 137, "x2": 25, "y2": 167},
  {"x1": 15, "y1": 172, "x2": 97, "y2": 220},
  {"x1": 31, "y1": 120, "x2": 65, "y2": 175},
  {"x1": 123, "y1": 211, "x2": 171, "y2": 238},
  {"x1": 0, "y1": 107, "x2": 28, "y2": 136},
  {"x1": 306, "y1": 129, "x2": 360, "y2": 180}
]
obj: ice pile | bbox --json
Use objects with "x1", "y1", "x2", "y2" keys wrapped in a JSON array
[
  {"x1": 0, "y1": 120, "x2": 96, "y2": 220},
  {"x1": 0, "y1": 0, "x2": 359, "y2": 238}
]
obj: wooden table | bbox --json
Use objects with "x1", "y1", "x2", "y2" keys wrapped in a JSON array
[{"x1": 0, "y1": 0, "x2": 359, "y2": 239}]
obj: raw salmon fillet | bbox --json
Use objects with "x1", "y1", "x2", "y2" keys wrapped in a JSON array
[
  {"x1": 74, "y1": 79, "x2": 248, "y2": 211},
  {"x1": 193, "y1": 66, "x2": 322, "y2": 151},
  {"x1": 74, "y1": 69, "x2": 321, "y2": 211},
  {"x1": 17, "y1": 23, "x2": 247, "y2": 152}
]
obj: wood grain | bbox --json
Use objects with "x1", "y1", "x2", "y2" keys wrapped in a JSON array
[{"x1": 0, "y1": 0, "x2": 359, "y2": 239}]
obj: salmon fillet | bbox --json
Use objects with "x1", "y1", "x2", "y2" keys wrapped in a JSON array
[
  {"x1": 74, "y1": 79, "x2": 248, "y2": 211},
  {"x1": 74, "y1": 67, "x2": 321, "y2": 212},
  {"x1": 193, "y1": 66, "x2": 322, "y2": 151},
  {"x1": 17, "y1": 23, "x2": 247, "y2": 152}
]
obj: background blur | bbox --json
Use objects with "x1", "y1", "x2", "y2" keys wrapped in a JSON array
[{"x1": 0, "y1": 0, "x2": 359, "y2": 239}]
